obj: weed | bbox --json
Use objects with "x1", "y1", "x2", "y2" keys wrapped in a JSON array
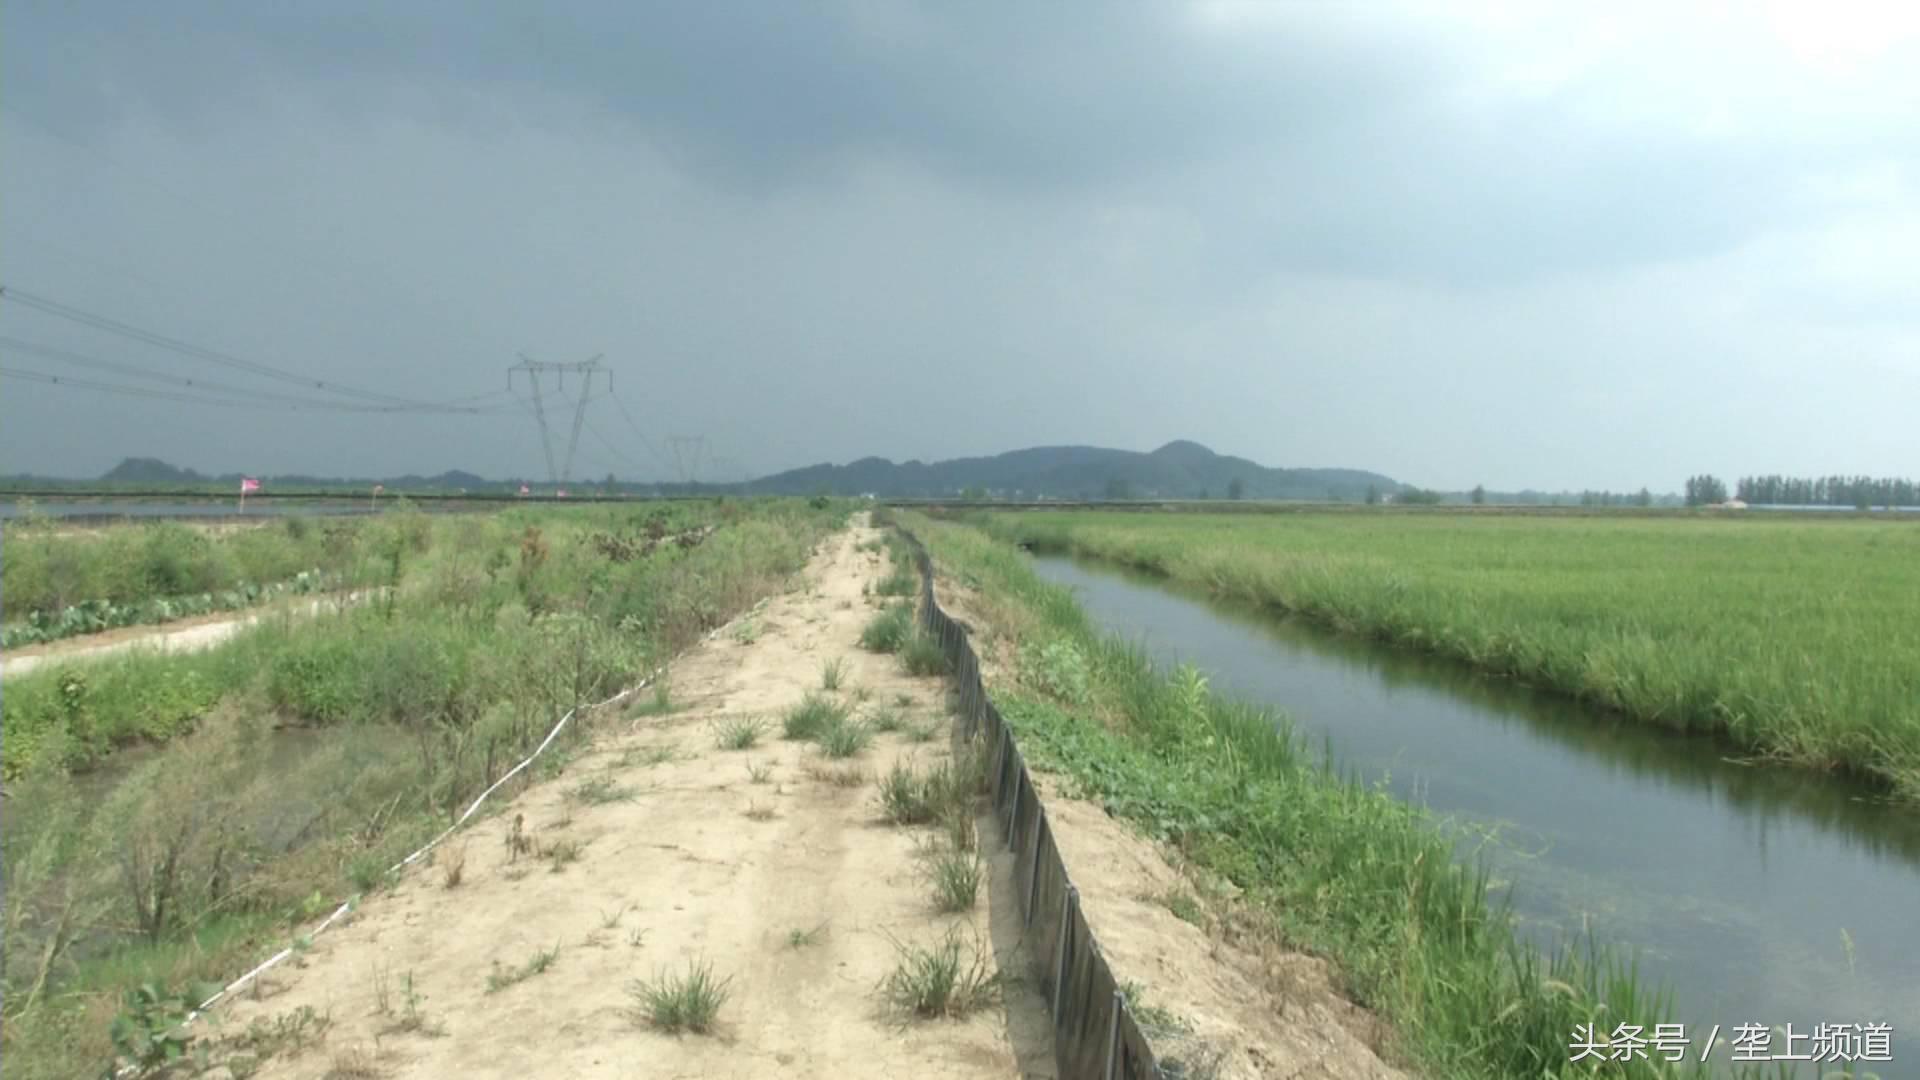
[
  {"x1": 861, "y1": 604, "x2": 914, "y2": 653},
  {"x1": 745, "y1": 801, "x2": 775, "y2": 821},
  {"x1": 569, "y1": 774, "x2": 637, "y2": 805},
  {"x1": 600, "y1": 904, "x2": 630, "y2": 930},
  {"x1": 714, "y1": 716, "x2": 767, "y2": 751},
  {"x1": 323, "y1": 1044, "x2": 385, "y2": 1079},
  {"x1": 1161, "y1": 889, "x2": 1205, "y2": 927},
  {"x1": 818, "y1": 718, "x2": 873, "y2": 759},
  {"x1": 899, "y1": 632, "x2": 949, "y2": 677},
  {"x1": 868, "y1": 706, "x2": 907, "y2": 733},
  {"x1": 485, "y1": 944, "x2": 561, "y2": 993},
  {"x1": 731, "y1": 620, "x2": 760, "y2": 645},
  {"x1": 440, "y1": 842, "x2": 467, "y2": 889},
  {"x1": 621, "y1": 743, "x2": 679, "y2": 768},
  {"x1": 877, "y1": 761, "x2": 965, "y2": 826},
  {"x1": 878, "y1": 927, "x2": 1001, "y2": 1019},
  {"x1": 803, "y1": 761, "x2": 869, "y2": 788},
  {"x1": 627, "y1": 927, "x2": 649, "y2": 948},
  {"x1": 786, "y1": 923, "x2": 829, "y2": 949},
  {"x1": 545, "y1": 838, "x2": 585, "y2": 871},
  {"x1": 904, "y1": 719, "x2": 941, "y2": 743},
  {"x1": 895, "y1": 693, "x2": 915, "y2": 707},
  {"x1": 783, "y1": 693, "x2": 848, "y2": 741},
  {"x1": 629, "y1": 960, "x2": 733, "y2": 1034},
  {"x1": 821, "y1": 657, "x2": 848, "y2": 690},
  {"x1": 926, "y1": 848, "x2": 982, "y2": 912},
  {"x1": 747, "y1": 760, "x2": 774, "y2": 784}
]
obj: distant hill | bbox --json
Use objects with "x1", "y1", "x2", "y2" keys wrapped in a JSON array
[
  {"x1": 746, "y1": 440, "x2": 1401, "y2": 500},
  {"x1": 9, "y1": 447, "x2": 1399, "y2": 502}
]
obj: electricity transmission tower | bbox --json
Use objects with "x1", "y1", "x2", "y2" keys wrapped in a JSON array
[
  {"x1": 668, "y1": 435, "x2": 707, "y2": 486},
  {"x1": 508, "y1": 354, "x2": 608, "y2": 486}
]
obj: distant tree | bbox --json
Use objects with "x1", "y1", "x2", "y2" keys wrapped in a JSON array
[
  {"x1": 1470, "y1": 484, "x2": 1486, "y2": 505},
  {"x1": 1684, "y1": 474, "x2": 1728, "y2": 507},
  {"x1": 1198, "y1": 487, "x2": 1211, "y2": 500},
  {"x1": 1398, "y1": 487, "x2": 1444, "y2": 506},
  {"x1": 1365, "y1": 485, "x2": 1381, "y2": 506},
  {"x1": 1103, "y1": 476, "x2": 1132, "y2": 500},
  {"x1": 604, "y1": 471, "x2": 617, "y2": 491},
  {"x1": 960, "y1": 486, "x2": 987, "y2": 501},
  {"x1": 1227, "y1": 477, "x2": 1245, "y2": 501},
  {"x1": 1634, "y1": 487, "x2": 1652, "y2": 507}
]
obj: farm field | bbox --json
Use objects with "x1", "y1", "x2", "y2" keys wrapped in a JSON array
[
  {"x1": 904, "y1": 512, "x2": 1706, "y2": 1079},
  {"x1": 0, "y1": 498, "x2": 846, "y2": 1075},
  {"x1": 975, "y1": 510, "x2": 1920, "y2": 799}
]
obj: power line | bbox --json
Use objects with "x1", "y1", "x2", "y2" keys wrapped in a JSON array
[
  {"x1": 607, "y1": 388, "x2": 675, "y2": 476},
  {"x1": 0, "y1": 335, "x2": 504, "y2": 413},
  {"x1": 0, "y1": 284, "x2": 476, "y2": 412},
  {"x1": 1, "y1": 364, "x2": 323, "y2": 411}
]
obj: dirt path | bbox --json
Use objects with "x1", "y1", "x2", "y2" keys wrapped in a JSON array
[{"x1": 219, "y1": 519, "x2": 1051, "y2": 1079}]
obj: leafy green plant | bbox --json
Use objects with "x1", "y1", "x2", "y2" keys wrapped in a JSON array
[{"x1": 108, "y1": 983, "x2": 205, "y2": 1071}]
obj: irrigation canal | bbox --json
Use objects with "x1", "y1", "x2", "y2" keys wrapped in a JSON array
[{"x1": 1030, "y1": 554, "x2": 1916, "y2": 1065}]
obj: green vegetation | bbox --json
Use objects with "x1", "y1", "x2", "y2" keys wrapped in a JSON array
[
  {"x1": 908, "y1": 514, "x2": 1713, "y2": 1079},
  {"x1": 859, "y1": 602, "x2": 913, "y2": 652},
  {"x1": 485, "y1": 945, "x2": 561, "y2": 993},
  {"x1": 925, "y1": 848, "x2": 982, "y2": 912},
  {"x1": 1, "y1": 513, "x2": 378, "y2": 627},
  {"x1": 977, "y1": 510, "x2": 1920, "y2": 798},
  {"x1": 817, "y1": 717, "x2": 873, "y2": 759},
  {"x1": 629, "y1": 960, "x2": 733, "y2": 1034},
  {"x1": 0, "y1": 498, "x2": 843, "y2": 1076},
  {"x1": 781, "y1": 692, "x2": 849, "y2": 741},
  {"x1": 714, "y1": 715, "x2": 767, "y2": 750},
  {"x1": 898, "y1": 631, "x2": 948, "y2": 677},
  {"x1": 878, "y1": 926, "x2": 1001, "y2": 1020}
]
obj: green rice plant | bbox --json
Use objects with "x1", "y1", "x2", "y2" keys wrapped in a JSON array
[
  {"x1": 714, "y1": 716, "x2": 767, "y2": 751},
  {"x1": 899, "y1": 632, "x2": 949, "y2": 677},
  {"x1": 860, "y1": 604, "x2": 913, "y2": 653},
  {"x1": 629, "y1": 960, "x2": 732, "y2": 1034},
  {"x1": 782, "y1": 693, "x2": 848, "y2": 741},
  {"x1": 820, "y1": 657, "x2": 848, "y2": 691},
  {"x1": 878, "y1": 927, "x2": 1001, "y2": 1019}
]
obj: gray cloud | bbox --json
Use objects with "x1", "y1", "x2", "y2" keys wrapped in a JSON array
[{"x1": 3, "y1": 2, "x2": 1916, "y2": 490}]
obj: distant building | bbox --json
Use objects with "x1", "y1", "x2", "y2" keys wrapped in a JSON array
[{"x1": 1712, "y1": 499, "x2": 1749, "y2": 510}]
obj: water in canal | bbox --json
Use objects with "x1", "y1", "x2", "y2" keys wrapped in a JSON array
[{"x1": 1031, "y1": 554, "x2": 1917, "y2": 1062}]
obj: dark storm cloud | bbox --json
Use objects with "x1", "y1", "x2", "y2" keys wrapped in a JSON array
[{"x1": 2, "y1": 3, "x2": 1916, "y2": 488}]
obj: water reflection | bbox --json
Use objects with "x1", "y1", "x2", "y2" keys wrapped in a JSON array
[{"x1": 1032, "y1": 554, "x2": 1918, "y2": 1057}]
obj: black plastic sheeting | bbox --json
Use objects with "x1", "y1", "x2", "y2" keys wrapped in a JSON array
[{"x1": 897, "y1": 525, "x2": 1163, "y2": 1080}]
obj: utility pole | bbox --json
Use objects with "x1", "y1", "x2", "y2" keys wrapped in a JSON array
[{"x1": 508, "y1": 354, "x2": 608, "y2": 486}]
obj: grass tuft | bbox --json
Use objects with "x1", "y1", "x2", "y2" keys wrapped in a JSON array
[
  {"x1": 485, "y1": 945, "x2": 560, "y2": 993},
  {"x1": 783, "y1": 692, "x2": 850, "y2": 741},
  {"x1": 818, "y1": 718, "x2": 873, "y2": 759},
  {"x1": 629, "y1": 960, "x2": 733, "y2": 1034},
  {"x1": 926, "y1": 848, "x2": 982, "y2": 912},
  {"x1": 714, "y1": 716, "x2": 767, "y2": 751},
  {"x1": 899, "y1": 632, "x2": 949, "y2": 677},
  {"x1": 821, "y1": 657, "x2": 848, "y2": 690},
  {"x1": 878, "y1": 927, "x2": 1001, "y2": 1019},
  {"x1": 861, "y1": 604, "x2": 914, "y2": 653}
]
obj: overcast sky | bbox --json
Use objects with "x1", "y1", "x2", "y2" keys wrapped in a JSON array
[{"x1": 3, "y1": 2, "x2": 1917, "y2": 490}]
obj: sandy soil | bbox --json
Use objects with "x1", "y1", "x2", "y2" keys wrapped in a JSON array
[
  {"x1": 930, "y1": 569, "x2": 1409, "y2": 1080},
  {"x1": 216, "y1": 520, "x2": 1052, "y2": 1079}
]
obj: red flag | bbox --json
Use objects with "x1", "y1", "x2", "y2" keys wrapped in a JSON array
[
  {"x1": 519, "y1": 484, "x2": 530, "y2": 496},
  {"x1": 557, "y1": 488, "x2": 568, "y2": 499},
  {"x1": 373, "y1": 484, "x2": 385, "y2": 495},
  {"x1": 240, "y1": 477, "x2": 261, "y2": 494}
]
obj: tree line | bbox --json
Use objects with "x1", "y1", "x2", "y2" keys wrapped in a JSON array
[{"x1": 1733, "y1": 474, "x2": 1918, "y2": 509}]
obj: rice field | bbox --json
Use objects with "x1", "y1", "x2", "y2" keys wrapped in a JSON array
[{"x1": 977, "y1": 510, "x2": 1920, "y2": 799}]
